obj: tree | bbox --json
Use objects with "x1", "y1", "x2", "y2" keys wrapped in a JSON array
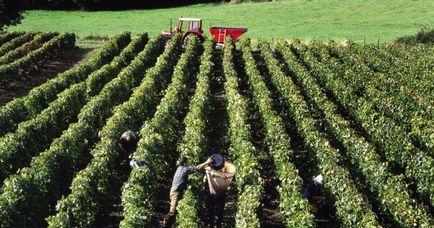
[{"x1": 0, "y1": 0, "x2": 24, "y2": 30}]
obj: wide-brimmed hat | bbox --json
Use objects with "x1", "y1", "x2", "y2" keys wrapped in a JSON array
[{"x1": 210, "y1": 154, "x2": 225, "y2": 170}]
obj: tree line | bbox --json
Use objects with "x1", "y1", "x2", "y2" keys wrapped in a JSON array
[
  {"x1": 0, "y1": 0, "x2": 273, "y2": 30},
  {"x1": 21, "y1": 0, "x2": 219, "y2": 10}
]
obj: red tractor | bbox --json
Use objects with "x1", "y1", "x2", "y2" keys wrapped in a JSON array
[{"x1": 162, "y1": 17, "x2": 247, "y2": 44}]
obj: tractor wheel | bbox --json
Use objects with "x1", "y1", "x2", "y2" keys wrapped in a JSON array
[{"x1": 183, "y1": 33, "x2": 204, "y2": 46}]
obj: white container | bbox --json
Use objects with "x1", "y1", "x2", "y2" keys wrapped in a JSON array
[{"x1": 205, "y1": 161, "x2": 236, "y2": 195}]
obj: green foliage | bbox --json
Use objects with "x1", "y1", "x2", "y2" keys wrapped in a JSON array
[
  {"x1": 0, "y1": 82, "x2": 88, "y2": 182},
  {"x1": 176, "y1": 188, "x2": 200, "y2": 228},
  {"x1": 223, "y1": 38, "x2": 262, "y2": 227},
  {"x1": 0, "y1": 32, "x2": 75, "y2": 84},
  {"x1": 395, "y1": 27, "x2": 434, "y2": 44},
  {"x1": 282, "y1": 41, "x2": 433, "y2": 226},
  {"x1": 47, "y1": 35, "x2": 179, "y2": 228},
  {"x1": 176, "y1": 40, "x2": 214, "y2": 226},
  {"x1": 0, "y1": 31, "x2": 25, "y2": 45},
  {"x1": 241, "y1": 42, "x2": 315, "y2": 226},
  {"x1": 326, "y1": 42, "x2": 433, "y2": 157},
  {"x1": 0, "y1": 30, "x2": 432, "y2": 228},
  {"x1": 0, "y1": 32, "x2": 57, "y2": 64},
  {"x1": 350, "y1": 43, "x2": 433, "y2": 100},
  {"x1": 0, "y1": 32, "x2": 130, "y2": 137},
  {"x1": 0, "y1": 33, "x2": 151, "y2": 228},
  {"x1": 120, "y1": 36, "x2": 200, "y2": 227},
  {"x1": 0, "y1": 32, "x2": 38, "y2": 56},
  {"x1": 411, "y1": 117, "x2": 434, "y2": 152},
  {"x1": 308, "y1": 41, "x2": 434, "y2": 213},
  {"x1": 348, "y1": 43, "x2": 433, "y2": 152},
  {"x1": 262, "y1": 41, "x2": 380, "y2": 227}
]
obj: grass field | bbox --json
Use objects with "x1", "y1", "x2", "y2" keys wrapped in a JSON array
[{"x1": 6, "y1": 0, "x2": 434, "y2": 43}]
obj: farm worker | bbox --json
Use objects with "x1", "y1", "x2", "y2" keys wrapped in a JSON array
[
  {"x1": 303, "y1": 174, "x2": 325, "y2": 212},
  {"x1": 120, "y1": 130, "x2": 139, "y2": 153},
  {"x1": 120, "y1": 130, "x2": 139, "y2": 166},
  {"x1": 120, "y1": 131, "x2": 148, "y2": 168},
  {"x1": 163, "y1": 155, "x2": 214, "y2": 227},
  {"x1": 204, "y1": 154, "x2": 236, "y2": 227}
]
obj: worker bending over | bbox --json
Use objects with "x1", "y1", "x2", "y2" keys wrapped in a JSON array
[
  {"x1": 120, "y1": 130, "x2": 148, "y2": 168},
  {"x1": 303, "y1": 174, "x2": 325, "y2": 213}
]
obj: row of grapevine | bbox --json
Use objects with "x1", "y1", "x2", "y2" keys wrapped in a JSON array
[
  {"x1": 0, "y1": 33, "x2": 160, "y2": 227},
  {"x1": 0, "y1": 33, "x2": 76, "y2": 84},
  {"x1": 0, "y1": 82, "x2": 87, "y2": 182},
  {"x1": 329, "y1": 45, "x2": 434, "y2": 122},
  {"x1": 333, "y1": 42, "x2": 433, "y2": 112},
  {"x1": 263, "y1": 42, "x2": 380, "y2": 227},
  {"x1": 347, "y1": 44, "x2": 434, "y2": 152},
  {"x1": 334, "y1": 42, "x2": 433, "y2": 118},
  {"x1": 386, "y1": 44, "x2": 434, "y2": 90},
  {"x1": 0, "y1": 32, "x2": 130, "y2": 137},
  {"x1": 240, "y1": 42, "x2": 315, "y2": 226},
  {"x1": 223, "y1": 38, "x2": 262, "y2": 227},
  {"x1": 120, "y1": 36, "x2": 201, "y2": 227},
  {"x1": 308, "y1": 43, "x2": 434, "y2": 209},
  {"x1": 0, "y1": 33, "x2": 58, "y2": 65},
  {"x1": 349, "y1": 44, "x2": 433, "y2": 100},
  {"x1": 0, "y1": 33, "x2": 148, "y2": 183},
  {"x1": 329, "y1": 42, "x2": 432, "y2": 110},
  {"x1": 280, "y1": 42, "x2": 433, "y2": 226},
  {"x1": 324, "y1": 43, "x2": 433, "y2": 154},
  {"x1": 301, "y1": 42, "x2": 429, "y2": 146},
  {"x1": 0, "y1": 32, "x2": 37, "y2": 57},
  {"x1": 0, "y1": 32, "x2": 25, "y2": 46},
  {"x1": 47, "y1": 35, "x2": 183, "y2": 227},
  {"x1": 411, "y1": 117, "x2": 434, "y2": 153},
  {"x1": 176, "y1": 40, "x2": 215, "y2": 228}
]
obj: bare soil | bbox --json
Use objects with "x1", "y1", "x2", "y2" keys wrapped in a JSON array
[
  {"x1": 232, "y1": 48, "x2": 287, "y2": 227},
  {"x1": 0, "y1": 47, "x2": 95, "y2": 105}
]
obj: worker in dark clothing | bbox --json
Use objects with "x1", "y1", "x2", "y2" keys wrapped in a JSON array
[
  {"x1": 204, "y1": 154, "x2": 236, "y2": 228},
  {"x1": 120, "y1": 130, "x2": 149, "y2": 168},
  {"x1": 163, "y1": 156, "x2": 213, "y2": 227},
  {"x1": 205, "y1": 186, "x2": 226, "y2": 228},
  {"x1": 120, "y1": 130, "x2": 139, "y2": 153},
  {"x1": 120, "y1": 130, "x2": 138, "y2": 165},
  {"x1": 303, "y1": 175, "x2": 325, "y2": 213}
]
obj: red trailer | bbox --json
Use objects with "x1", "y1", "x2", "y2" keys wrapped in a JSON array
[
  {"x1": 209, "y1": 27, "x2": 248, "y2": 44},
  {"x1": 162, "y1": 17, "x2": 248, "y2": 44}
]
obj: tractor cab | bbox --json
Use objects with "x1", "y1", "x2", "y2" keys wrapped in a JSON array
[{"x1": 162, "y1": 17, "x2": 204, "y2": 41}]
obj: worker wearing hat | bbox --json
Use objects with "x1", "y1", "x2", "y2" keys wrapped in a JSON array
[
  {"x1": 204, "y1": 154, "x2": 236, "y2": 227},
  {"x1": 120, "y1": 131, "x2": 139, "y2": 165},
  {"x1": 120, "y1": 131, "x2": 148, "y2": 168},
  {"x1": 120, "y1": 130, "x2": 139, "y2": 151},
  {"x1": 163, "y1": 155, "x2": 213, "y2": 227},
  {"x1": 303, "y1": 175, "x2": 323, "y2": 200},
  {"x1": 303, "y1": 175, "x2": 325, "y2": 213}
]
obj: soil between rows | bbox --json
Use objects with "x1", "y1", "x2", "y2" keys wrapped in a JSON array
[{"x1": 0, "y1": 47, "x2": 95, "y2": 105}]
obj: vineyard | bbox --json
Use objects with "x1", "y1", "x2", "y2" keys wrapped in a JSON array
[{"x1": 0, "y1": 31, "x2": 433, "y2": 227}]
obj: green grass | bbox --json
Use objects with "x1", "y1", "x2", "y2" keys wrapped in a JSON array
[{"x1": 7, "y1": 0, "x2": 434, "y2": 43}]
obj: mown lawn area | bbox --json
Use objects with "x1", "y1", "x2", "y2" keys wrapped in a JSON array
[{"x1": 7, "y1": 0, "x2": 434, "y2": 43}]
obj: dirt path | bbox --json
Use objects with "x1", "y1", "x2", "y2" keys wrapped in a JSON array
[
  {"x1": 209, "y1": 48, "x2": 235, "y2": 228},
  {"x1": 232, "y1": 49, "x2": 286, "y2": 227},
  {"x1": 0, "y1": 47, "x2": 95, "y2": 105},
  {"x1": 255, "y1": 48, "x2": 340, "y2": 228}
]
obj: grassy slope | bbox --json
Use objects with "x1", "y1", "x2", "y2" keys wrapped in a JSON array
[{"x1": 7, "y1": 0, "x2": 434, "y2": 42}]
